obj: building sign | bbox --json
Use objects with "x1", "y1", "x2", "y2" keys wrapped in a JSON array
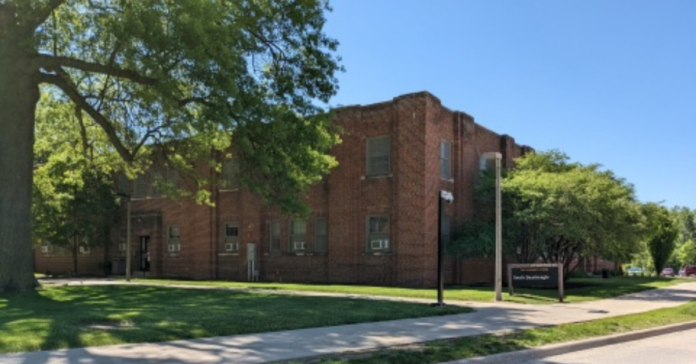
[{"x1": 507, "y1": 263, "x2": 564, "y2": 302}]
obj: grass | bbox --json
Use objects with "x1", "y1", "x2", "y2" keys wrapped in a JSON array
[
  {"x1": 0, "y1": 285, "x2": 468, "y2": 354},
  {"x1": 311, "y1": 299, "x2": 696, "y2": 364},
  {"x1": 131, "y1": 276, "x2": 691, "y2": 304}
]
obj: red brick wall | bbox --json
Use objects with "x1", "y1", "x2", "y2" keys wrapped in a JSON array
[
  {"x1": 34, "y1": 91, "x2": 531, "y2": 287},
  {"x1": 34, "y1": 246, "x2": 107, "y2": 276}
]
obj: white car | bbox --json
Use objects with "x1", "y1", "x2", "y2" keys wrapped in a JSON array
[{"x1": 626, "y1": 267, "x2": 644, "y2": 276}]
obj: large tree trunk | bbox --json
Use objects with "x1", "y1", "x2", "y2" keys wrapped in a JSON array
[{"x1": 0, "y1": 40, "x2": 40, "y2": 293}]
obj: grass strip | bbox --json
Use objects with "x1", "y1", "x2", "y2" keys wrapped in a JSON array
[
  {"x1": 308, "y1": 300, "x2": 696, "y2": 364},
  {"x1": 130, "y1": 276, "x2": 690, "y2": 304},
  {"x1": 0, "y1": 285, "x2": 469, "y2": 354}
]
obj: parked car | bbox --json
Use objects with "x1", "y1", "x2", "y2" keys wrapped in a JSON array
[
  {"x1": 680, "y1": 265, "x2": 696, "y2": 277},
  {"x1": 660, "y1": 267, "x2": 675, "y2": 277},
  {"x1": 626, "y1": 267, "x2": 644, "y2": 276}
]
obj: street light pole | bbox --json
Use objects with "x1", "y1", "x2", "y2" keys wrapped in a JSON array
[
  {"x1": 494, "y1": 154, "x2": 502, "y2": 301},
  {"x1": 433, "y1": 190, "x2": 453, "y2": 307},
  {"x1": 126, "y1": 195, "x2": 132, "y2": 282},
  {"x1": 484, "y1": 152, "x2": 503, "y2": 301}
]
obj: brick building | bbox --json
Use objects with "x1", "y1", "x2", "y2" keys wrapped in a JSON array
[{"x1": 35, "y1": 91, "x2": 531, "y2": 287}]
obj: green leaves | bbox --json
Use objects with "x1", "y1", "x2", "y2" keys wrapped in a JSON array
[
  {"x1": 453, "y1": 150, "x2": 646, "y2": 279},
  {"x1": 642, "y1": 203, "x2": 679, "y2": 273},
  {"x1": 30, "y1": 0, "x2": 342, "y2": 214}
]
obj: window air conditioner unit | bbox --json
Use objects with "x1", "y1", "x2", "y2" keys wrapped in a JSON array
[
  {"x1": 168, "y1": 244, "x2": 180, "y2": 253},
  {"x1": 79, "y1": 246, "x2": 90, "y2": 254},
  {"x1": 41, "y1": 246, "x2": 51, "y2": 254},
  {"x1": 293, "y1": 241, "x2": 306, "y2": 251},
  {"x1": 371, "y1": 239, "x2": 388, "y2": 250},
  {"x1": 225, "y1": 242, "x2": 239, "y2": 252}
]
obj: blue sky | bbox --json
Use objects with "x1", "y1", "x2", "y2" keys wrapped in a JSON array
[{"x1": 323, "y1": 0, "x2": 696, "y2": 209}]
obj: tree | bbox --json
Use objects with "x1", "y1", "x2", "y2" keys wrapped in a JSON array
[
  {"x1": 451, "y1": 151, "x2": 645, "y2": 280},
  {"x1": 676, "y1": 240, "x2": 696, "y2": 268},
  {"x1": 33, "y1": 94, "x2": 120, "y2": 275},
  {"x1": 643, "y1": 203, "x2": 678, "y2": 274},
  {"x1": 0, "y1": 0, "x2": 341, "y2": 292}
]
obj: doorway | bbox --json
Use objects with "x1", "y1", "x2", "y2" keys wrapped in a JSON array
[{"x1": 139, "y1": 236, "x2": 150, "y2": 272}]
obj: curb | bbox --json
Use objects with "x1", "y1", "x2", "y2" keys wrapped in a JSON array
[{"x1": 442, "y1": 320, "x2": 696, "y2": 364}]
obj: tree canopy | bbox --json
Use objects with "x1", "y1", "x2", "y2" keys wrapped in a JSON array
[
  {"x1": 33, "y1": 94, "x2": 120, "y2": 275},
  {"x1": 643, "y1": 203, "x2": 678, "y2": 273},
  {"x1": 0, "y1": 0, "x2": 342, "y2": 292},
  {"x1": 450, "y1": 151, "x2": 646, "y2": 279}
]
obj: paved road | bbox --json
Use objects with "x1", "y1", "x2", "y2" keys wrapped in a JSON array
[
  {"x1": 1, "y1": 280, "x2": 696, "y2": 364},
  {"x1": 516, "y1": 328, "x2": 696, "y2": 364}
]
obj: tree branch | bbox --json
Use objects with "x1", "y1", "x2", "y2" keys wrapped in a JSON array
[
  {"x1": 38, "y1": 72, "x2": 135, "y2": 162},
  {"x1": 37, "y1": 54, "x2": 156, "y2": 85},
  {"x1": 178, "y1": 97, "x2": 214, "y2": 108},
  {"x1": 23, "y1": 0, "x2": 67, "y2": 35}
]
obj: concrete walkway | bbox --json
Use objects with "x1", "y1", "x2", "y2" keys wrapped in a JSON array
[{"x1": 3, "y1": 280, "x2": 696, "y2": 364}]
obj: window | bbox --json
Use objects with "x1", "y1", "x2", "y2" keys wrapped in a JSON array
[
  {"x1": 222, "y1": 158, "x2": 240, "y2": 190},
  {"x1": 366, "y1": 136, "x2": 390, "y2": 176},
  {"x1": 223, "y1": 223, "x2": 239, "y2": 252},
  {"x1": 153, "y1": 167, "x2": 182, "y2": 197},
  {"x1": 290, "y1": 220, "x2": 307, "y2": 252},
  {"x1": 132, "y1": 172, "x2": 150, "y2": 199},
  {"x1": 315, "y1": 217, "x2": 328, "y2": 253},
  {"x1": 367, "y1": 215, "x2": 390, "y2": 252},
  {"x1": 40, "y1": 241, "x2": 54, "y2": 255},
  {"x1": 269, "y1": 221, "x2": 281, "y2": 253},
  {"x1": 168, "y1": 226, "x2": 181, "y2": 254},
  {"x1": 441, "y1": 140, "x2": 452, "y2": 179},
  {"x1": 480, "y1": 156, "x2": 496, "y2": 171},
  {"x1": 78, "y1": 238, "x2": 90, "y2": 255}
]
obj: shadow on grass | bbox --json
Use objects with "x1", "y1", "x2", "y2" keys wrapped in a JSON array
[{"x1": 0, "y1": 285, "x2": 470, "y2": 356}]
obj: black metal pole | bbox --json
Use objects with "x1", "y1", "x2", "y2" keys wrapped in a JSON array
[{"x1": 433, "y1": 193, "x2": 445, "y2": 307}]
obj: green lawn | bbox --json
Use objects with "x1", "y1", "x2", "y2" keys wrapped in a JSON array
[
  {"x1": 132, "y1": 276, "x2": 690, "y2": 304},
  {"x1": 312, "y1": 297, "x2": 696, "y2": 364},
  {"x1": 0, "y1": 285, "x2": 468, "y2": 354}
]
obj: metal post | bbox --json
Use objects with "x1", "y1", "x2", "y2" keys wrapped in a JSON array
[
  {"x1": 433, "y1": 190, "x2": 453, "y2": 307},
  {"x1": 436, "y1": 194, "x2": 444, "y2": 305},
  {"x1": 494, "y1": 154, "x2": 502, "y2": 301},
  {"x1": 126, "y1": 196, "x2": 132, "y2": 282}
]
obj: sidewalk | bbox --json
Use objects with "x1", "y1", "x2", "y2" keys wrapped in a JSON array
[{"x1": 2, "y1": 280, "x2": 696, "y2": 364}]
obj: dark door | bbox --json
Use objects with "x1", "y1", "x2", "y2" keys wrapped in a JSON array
[{"x1": 139, "y1": 236, "x2": 150, "y2": 271}]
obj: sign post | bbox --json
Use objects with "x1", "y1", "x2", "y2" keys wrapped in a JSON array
[
  {"x1": 508, "y1": 263, "x2": 564, "y2": 302},
  {"x1": 432, "y1": 190, "x2": 453, "y2": 307}
]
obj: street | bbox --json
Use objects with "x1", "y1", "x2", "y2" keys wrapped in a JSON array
[{"x1": 519, "y1": 328, "x2": 696, "y2": 364}]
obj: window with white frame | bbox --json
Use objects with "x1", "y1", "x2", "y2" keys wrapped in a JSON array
[
  {"x1": 223, "y1": 223, "x2": 239, "y2": 252},
  {"x1": 367, "y1": 215, "x2": 390, "y2": 252},
  {"x1": 314, "y1": 217, "x2": 328, "y2": 253},
  {"x1": 290, "y1": 220, "x2": 307, "y2": 252},
  {"x1": 441, "y1": 140, "x2": 452, "y2": 179},
  {"x1": 269, "y1": 221, "x2": 281, "y2": 253},
  {"x1": 168, "y1": 225, "x2": 181, "y2": 254},
  {"x1": 366, "y1": 136, "x2": 390, "y2": 176}
]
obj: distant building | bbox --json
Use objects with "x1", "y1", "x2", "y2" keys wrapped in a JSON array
[{"x1": 35, "y1": 91, "x2": 531, "y2": 287}]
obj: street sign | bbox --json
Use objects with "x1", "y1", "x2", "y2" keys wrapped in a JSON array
[{"x1": 507, "y1": 263, "x2": 564, "y2": 302}]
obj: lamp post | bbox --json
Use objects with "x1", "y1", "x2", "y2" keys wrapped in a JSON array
[
  {"x1": 483, "y1": 152, "x2": 503, "y2": 301},
  {"x1": 116, "y1": 188, "x2": 132, "y2": 282},
  {"x1": 433, "y1": 190, "x2": 454, "y2": 307}
]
